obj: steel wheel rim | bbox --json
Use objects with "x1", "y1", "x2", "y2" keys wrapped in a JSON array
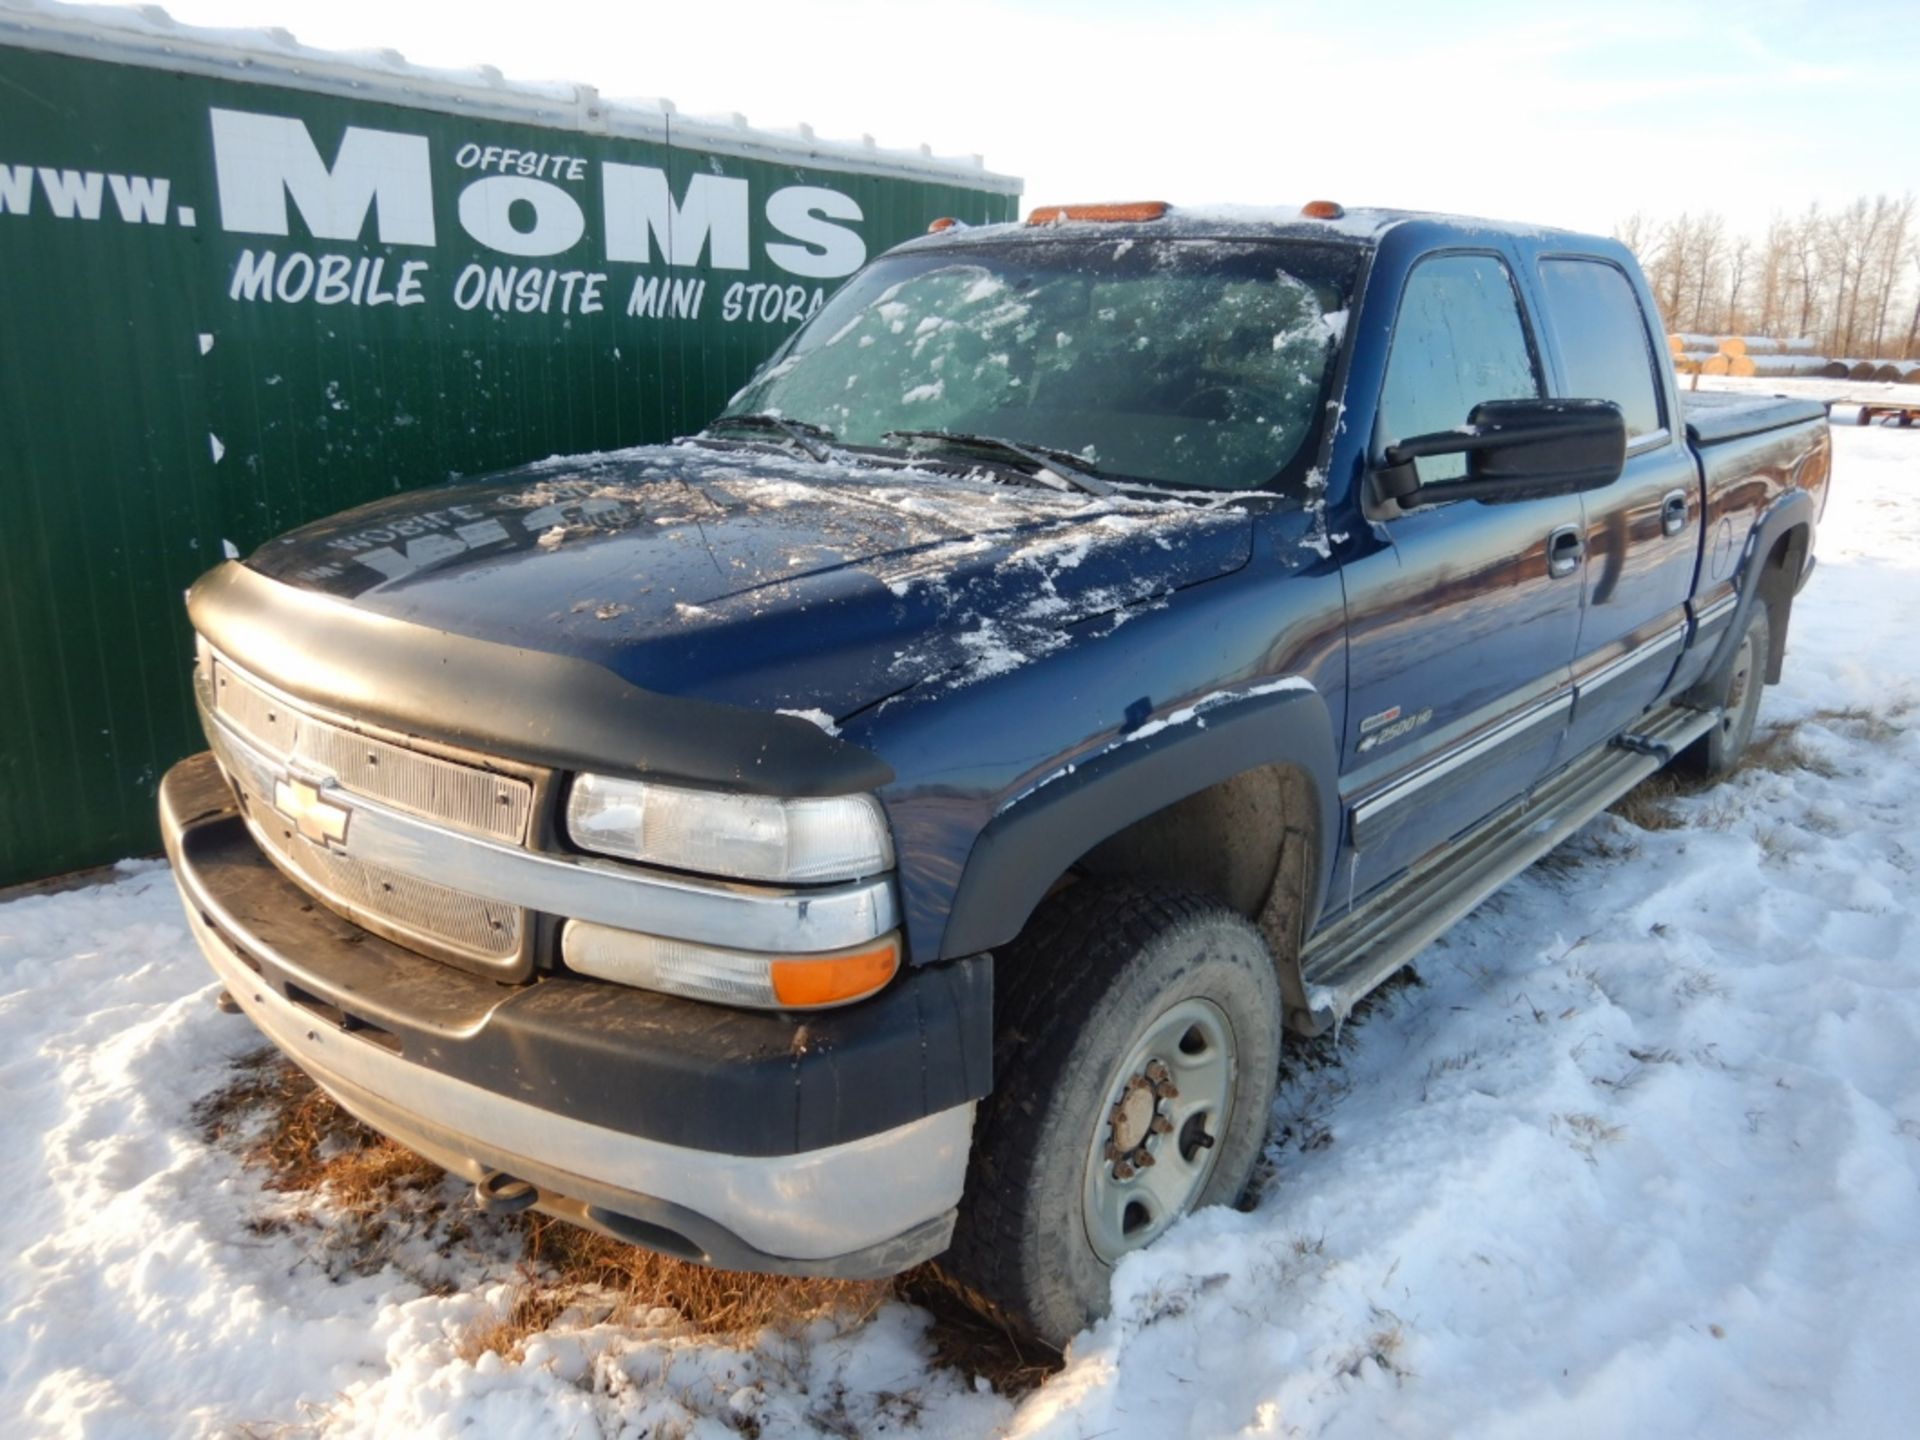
[
  {"x1": 1081, "y1": 995, "x2": 1237, "y2": 1265},
  {"x1": 1723, "y1": 630, "x2": 1757, "y2": 737}
]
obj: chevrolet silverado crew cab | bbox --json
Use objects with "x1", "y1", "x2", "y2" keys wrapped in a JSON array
[{"x1": 163, "y1": 200, "x2": 1830, "y2": 1345}]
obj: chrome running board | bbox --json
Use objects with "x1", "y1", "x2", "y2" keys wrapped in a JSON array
[{"x1": 1293, "y1": 703, "x2": 1719, "y2": 1034}]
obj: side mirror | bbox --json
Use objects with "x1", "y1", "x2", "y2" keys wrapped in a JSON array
[{"x1": 1372, "y1": 398, "x2": 1627, "y2": 508}]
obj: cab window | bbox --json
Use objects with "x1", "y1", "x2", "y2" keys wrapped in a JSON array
[
  {"x1": 1536, "y1": 258, "x2": 1664, "y2": 440},
  {"x1": 1377, "y1": 254, "x2": 1541, "y2": 482}
]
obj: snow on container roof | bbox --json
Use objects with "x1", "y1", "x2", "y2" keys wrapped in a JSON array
[{"x1": 0, "y1": 0, "x2": 1022, "y2": 194}]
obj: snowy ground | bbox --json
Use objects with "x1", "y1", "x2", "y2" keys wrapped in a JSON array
[{"x1": 3, "y1": 418, "x2": 1917, "y2": 1438}]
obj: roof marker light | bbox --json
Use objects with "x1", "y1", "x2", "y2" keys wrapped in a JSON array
[
  {"x1": 927, "y1": 216, "x2": 961, "y2": 233},
  {"x1": 1026, "y1": 201, "x2": 1171, "y2": 225},
  {"x1": 1300, "y1": 199, "x2": 1346, "y2": 220}
]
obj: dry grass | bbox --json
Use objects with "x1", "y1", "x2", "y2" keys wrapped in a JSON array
[
  {"x1": 1742, "y1": 723, "x2": 1842, "y2": 780},
  {"x1": 1553, "y1": 1111, "x2": 1627, "y2": 1163},
  {"x1": 197, "y1": 1051, "x2": 1059, "y2": 1393},
  {"x1": 1609, "y1": 770, "x2": 1697, "y2": 831},
  {"x1": 1339, "y1": 1312, "x2": 1409, "y2": 1382},
  {"x1": 1807, "y1": 703, "x2": 1906, "y2": 746},
  {"x1": 191, "y1": 1049, "x2": 448, "y2": 1274},
  {"x1": 192, "y1": 1050, "x2": 438, "y2": 1199},
  {"x1": 896, "y1": 1264, "x2": 1064, "y2": 1395},
  {"x1": 453, "y1": 1217, "x2": 891, "y2": 1365}
]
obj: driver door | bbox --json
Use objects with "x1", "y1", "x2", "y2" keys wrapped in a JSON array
[{"x1": 1336, "y1": 250, "x2": 1585, "y2": 902}]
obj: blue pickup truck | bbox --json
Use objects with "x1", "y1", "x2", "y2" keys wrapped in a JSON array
[{"x1": 163, "y1": 200, "x2": 1830, "y2": 1344}]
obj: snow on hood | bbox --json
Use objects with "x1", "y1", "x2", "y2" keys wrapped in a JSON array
[{"x1": 246, "y1": 442, "x2": 1256, "y2": 718}]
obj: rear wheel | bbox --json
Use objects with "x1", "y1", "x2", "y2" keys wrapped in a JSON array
[
  {"x1": 1685, "y1": 604, "x2": 1770, "y2": 778},
  {"x1": 945, "y1": 880, "x2": 1284, "y2": 1346}
]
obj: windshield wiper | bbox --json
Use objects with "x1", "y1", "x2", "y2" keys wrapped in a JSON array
[
  {"x1": 883, "y1": 429, "x2": 1113, "y2": 498},
  {"x1": 702, "y1": 412, "x2": 836, "y2": 463}
]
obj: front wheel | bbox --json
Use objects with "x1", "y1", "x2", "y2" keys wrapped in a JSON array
[{"x1": 944, "y1": 881, "x2": 1284, "y2": 1346}]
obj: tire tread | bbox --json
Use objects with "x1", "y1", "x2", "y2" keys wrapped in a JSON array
[{"x1": 945, "y1": 880, "x2": 1271, "y2": 1335}]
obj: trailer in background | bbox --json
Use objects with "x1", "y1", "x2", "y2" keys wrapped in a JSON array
[
  {"x1": 0, "y1": 4, "x2": 1019, "y2": 887},
  {"x1": 1852, "y1": 397, "x2": 1920, "y2": 426}
]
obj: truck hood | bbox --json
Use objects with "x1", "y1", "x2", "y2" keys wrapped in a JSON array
[{"x1": 247, "y1": 444, "x2": 1256, "y2": 718}]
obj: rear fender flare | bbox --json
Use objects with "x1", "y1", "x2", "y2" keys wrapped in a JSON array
[
  {"x1": 1703, "y1": 489, "x2": 1815, "y2": 691},
  {"x1": 938, "y1": 683, "x2": 1341, "y2": 961}
]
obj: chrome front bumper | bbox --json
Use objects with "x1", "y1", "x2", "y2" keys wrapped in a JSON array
[
  {"x1": 163, "y1": 755, "x2": 983, "y2": 1277},
  {"x1": 192, "y1": 901, "x2": 970, "y2": 1270}
]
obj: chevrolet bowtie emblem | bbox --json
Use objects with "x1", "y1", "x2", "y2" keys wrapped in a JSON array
[{"x1": 272, "y1": 776, "x2": 351, "y2": 847}]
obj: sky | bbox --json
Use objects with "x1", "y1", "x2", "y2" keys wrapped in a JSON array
[{"x1": 135, "y1": 0, "x2": 1916, "y2": 239}]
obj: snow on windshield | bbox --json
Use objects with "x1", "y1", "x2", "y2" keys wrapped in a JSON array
[{"x1": 726, "y1": 239, "x2": 1356, "y2": 492}]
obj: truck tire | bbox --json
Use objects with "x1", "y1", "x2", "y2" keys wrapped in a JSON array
[
  {"x1": 1685, "y1": 604, "x2": 1770, "y2": 778},
  {"x1": 945, "y1": 880, "x2": 1284, "y2": 1346}
]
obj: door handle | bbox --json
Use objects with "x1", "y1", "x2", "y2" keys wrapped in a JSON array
[
  {"x1": 1547, "y1": 525, "x2": 1584, "y2": 579},
  {"x1": 1661, "y1": 490, "x2": 1690, "y2": 537}
]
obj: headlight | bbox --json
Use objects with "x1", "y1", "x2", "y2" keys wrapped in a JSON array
[
  {"x1": 564, "y1": 773, "x2": 894, "y2": 883},
  {"x1": 563, "y1": 921, "x2": 900, "y2": 1009}
]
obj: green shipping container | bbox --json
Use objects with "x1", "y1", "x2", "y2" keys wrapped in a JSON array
[{"x1": 0, "y1": 8, "x2": 1020, "y2": 888}]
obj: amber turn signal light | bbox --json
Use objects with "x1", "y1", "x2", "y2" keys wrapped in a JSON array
[
  {"x1": 1026, "y1": 201, "x2": 1171, "y2": 225},
  {"x1": 769, "y1": 939, "x2": 901, "y2": 1008},
  {"x1": 1300, "y1": 199, "x2": 1346, "y2": 219},
  {"x1": 563, "y1": 923, "x2": 902, "y2": 1010}
]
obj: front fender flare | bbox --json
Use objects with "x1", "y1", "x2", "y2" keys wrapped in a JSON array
[{"x1": 939, "y1": 683, "x2": 1341, "y2": 959}]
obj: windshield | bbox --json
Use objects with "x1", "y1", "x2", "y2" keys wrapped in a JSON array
[{"x1": 723, "y1": 237, "x2": 1358, "y2": 492}]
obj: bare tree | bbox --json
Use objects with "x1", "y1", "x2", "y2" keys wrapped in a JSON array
[
  {"x1": 1688, "y1": 215, "x2": 1726, "y2": 332},
  {"x1": 1869, "y1": 195, "x2": 1914, "y2": 355},
  {"x1": 1755, "y1": 216, "x2": 1794, "y2": 337},
  {"x1": 1725, "y1": 237, "x2": 1752, "y2": 334},
  {"x1": 1614, "y1": 196, "x2": 1920, "y2": 357},
  {"x1": 1908, "y1": 242, "x2": 1920, "y2": 358},
  {"x1": 1647, "y1": 213, "x2": 1694, "y2": 327},
  {"x1": 1613, "y1": 211, "x2": 1652, "y2": 257},
  {"x1": 1792, "y1": 205, "x2": 1822, "y2": 343}
]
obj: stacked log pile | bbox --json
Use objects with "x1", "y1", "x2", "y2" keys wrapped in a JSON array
[
  {"x1": 1717, "y1": 336, "x2": 1819, "y2": 357},
  {"x1": 1667, "y1": 334, "x2": 1920, "y2": 382}
]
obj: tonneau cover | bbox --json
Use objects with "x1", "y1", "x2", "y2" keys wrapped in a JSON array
[{"x1": 1683, "y1": 391, "x2": 1828, "y2": 446}]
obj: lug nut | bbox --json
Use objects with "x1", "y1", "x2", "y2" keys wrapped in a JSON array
[
  {"x1": 1150, "y1": 1115, "x2": 1174, "y2": 1135},
  {"x1": 1105, "y1": 1142, "x2": 1124, "y2": 1162},
  {"x1": 1114, "y1": 1161, "x2": 1136, "y2": 1181},
  {"x1": 1133, "y1": 1147, "x2": 1155, "y2": 1167},
  {"x1": 1145, "y1": 1061, "x2": 1170, "y2": 1083},
  {"x1": 1154, "y1": 1081, "x2": 1179, "y2": 1099}
]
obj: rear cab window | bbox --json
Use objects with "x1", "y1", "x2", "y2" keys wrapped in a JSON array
[{"x1": 1534, "y1": 257, "x2": 1666, "y2": 443}]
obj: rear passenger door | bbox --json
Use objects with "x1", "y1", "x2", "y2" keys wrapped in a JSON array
[
  {"x1": 1531, "y1": 256, "x2": 1700, "y2": 758},
  {"x1": 1338, "y1": 251, "x2": 1585, "y2": 900}
]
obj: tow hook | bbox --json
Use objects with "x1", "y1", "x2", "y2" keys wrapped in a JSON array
[
  {"x1": 215, "y1": 989, "x2": 241, "y2": 1014},
  {"x1": 473, "y1": 1170, "x2": 539, "y2": 1216}
]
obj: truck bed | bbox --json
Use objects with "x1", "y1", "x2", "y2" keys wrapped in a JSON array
[{"x1": 1682, "y1": 390, "x2": 1828, "y2": 446}]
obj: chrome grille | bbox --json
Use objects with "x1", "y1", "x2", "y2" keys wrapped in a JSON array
[
  {"x1": 242, "y1": 788, "x2": 524, "y2": 958},
  {"x1": 201, "y1": 652, "x2": 537, "y2": 970},
  {"x1": 211, "y1": 661, "x2": 533, "y2": 843}
]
